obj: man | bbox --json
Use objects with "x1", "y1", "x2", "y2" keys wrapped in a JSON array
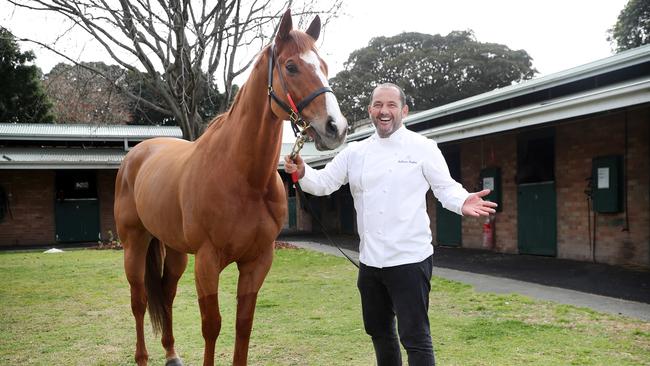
[{"x1": 284, "y1": 83, "x2": 497, "y2": 365}]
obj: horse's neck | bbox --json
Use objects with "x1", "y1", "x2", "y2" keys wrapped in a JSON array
[{"x1": 199, "y1": 59, "x2": 282, "y2": 189}]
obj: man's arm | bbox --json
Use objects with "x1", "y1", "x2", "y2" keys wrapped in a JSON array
[
  {"x1": 284, "y1": 150, "x2": 350, "y2": 196},
  {"x1": 421, "y1": 140, "x2": 470, "y2": 215},
  {"x1": 421, "y1": 139, "x2": 496, "y2": 216}
]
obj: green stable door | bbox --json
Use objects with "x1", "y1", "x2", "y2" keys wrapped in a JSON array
[
  {"x1": 517, "y1": 182, "x2": 557, "y2": 256},
  {"x1": 54, "y1": 170, "x2": 100, "y2": 243},
  {"x1": 517, "y1": 131, "x2": 557, "y2": 256},
  {"x1": 436, "y1": 147, "x2": 461, "y2": 247},
  {"x1": 55, "y1": 199, "x2": 100, "y2": 242},
  {"x1": 436, "y1": 201, "x2": 462, "y2": 246}
]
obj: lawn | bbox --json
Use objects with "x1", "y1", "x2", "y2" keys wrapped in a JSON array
[{"x1": 0, "y1": 248, "x2": 648, "y2": 365}]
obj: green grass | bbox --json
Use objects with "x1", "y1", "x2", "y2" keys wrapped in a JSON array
[{"x1": 1, "y1": 248, "x2": 648, "y2": 365}]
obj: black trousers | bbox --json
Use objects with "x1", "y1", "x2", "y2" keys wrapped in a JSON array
[{"x1": 357, "y1": 255, "x2": 435, "y2": 366}]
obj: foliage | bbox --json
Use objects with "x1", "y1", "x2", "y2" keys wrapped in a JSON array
[
  {"x1": 330, "y1": 31, "x2": 537, "y2": 123},
  {"x1": 8, "y1": 1, "x2": 343, "y2": 139},
  {"x1": 41, "y1": 62, "x2": 229, "y2": 126},
  {"x1": 0, "y1": 27, "x2": 54, "y2": 123},
  {"x1": 1, "y1": 249, "x2": 648, "y2": 365},
  {"x1": 124, "y1": 70, "x2": 228, "y2": 126},
  {"x1": 608, "y1": 0, "x2": 650, "y2": 52},
  {"x1": 44, "y1": 62, "x2": 131, "y2": 124}
]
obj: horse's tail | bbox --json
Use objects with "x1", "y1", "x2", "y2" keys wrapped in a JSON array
[{"x1": 145, "y1": 237, "x2": 166, "y2": 334}]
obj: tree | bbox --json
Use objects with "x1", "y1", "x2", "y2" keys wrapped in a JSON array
[
  {"x1": 8, "y1": 1, "x2": 342, "y2": 140},
  {"x1": 44, "y1": 62, "x2": 132, "y2": 124},
  {"x1": 608, "y1": 0, "x2": 650, "y2": 52},
  {"x1": 43, "y1": 61, "x2": 228, "y2": 126},
  {"x1": 330, "y1": 31, "x2": 537, "y2": 123},
  {"x1": 124, "y1": 70, "x2": 228, "y2": 126},
  {"x1": 0, "y1": 27, "x2": 54, "y2": 123}
]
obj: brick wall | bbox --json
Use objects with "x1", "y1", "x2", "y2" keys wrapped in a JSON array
[
  {"x1": 0, "y1": 169, "x2": 121, "y2": 248},
  {"x1": 460, "y1": 133, "x2": 520, "y2": 253},
  {"x1": 428, "y1": 105, "x2": 649, "y2": 267},
  {"x1": 428, "y1": 133, "x2": 519, "y2": 252},
  {"x1": 0, "y1": 170, "x2": 56, "y2": 246},
  {"x1": 556, "y1": 107, "x2": 649, "y2": 267}
]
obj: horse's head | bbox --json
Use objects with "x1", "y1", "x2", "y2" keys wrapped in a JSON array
[{"x1": 269, "y1": 9, "x2": 348, "y2": 151}]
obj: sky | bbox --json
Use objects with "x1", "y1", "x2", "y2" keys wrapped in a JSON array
[
  {"x1": 1, "y1": 0, "x2": 629, "y2": 142},
  {"x1": 316, "y1": 0, "x2": 628, "y2": 77},
  {"x1": 1, "y1": 0, "x2": 629, "y2": 78}
]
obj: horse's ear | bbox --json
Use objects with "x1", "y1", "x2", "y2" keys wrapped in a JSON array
[
  {"x1": 305, "y1": 15, "x2": 321, "y2": 41},
  {"x1": 276, "y1": 9, "x2": 293, "y2": 41}
]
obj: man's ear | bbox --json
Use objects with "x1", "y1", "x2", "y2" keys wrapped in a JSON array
[{"x1": 402, "y1": 104, "x2": 409, "y2": 117}]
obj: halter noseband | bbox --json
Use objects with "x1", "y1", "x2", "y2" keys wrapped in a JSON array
[{"x1": 267, "y1": 44, "x2": 334, "y2": 140}]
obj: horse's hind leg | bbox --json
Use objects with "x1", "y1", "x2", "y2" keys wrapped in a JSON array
[
  {"x1": 122, "y1": 228, "x2": 153, "y2": 366},
  {"x1": 160, "y1": 245, "x2": 188, "y2": 366},
  {"x1": 233, "y1": 246, "x2": 274, "y2": 366}
]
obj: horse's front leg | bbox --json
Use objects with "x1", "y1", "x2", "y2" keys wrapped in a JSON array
[
  {"x1": 161, "y1": 245, "x2": 188, "y2": 366},
  {"x1": 233, "y1": 246, "x2": 274, "y2": 366},
  {"x1": 194, "y1": 245, "x2": 223, "y2": 366}
]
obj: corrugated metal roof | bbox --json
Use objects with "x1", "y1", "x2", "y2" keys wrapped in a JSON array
[
  {"x1": 0, "y1": 123, "x2": 183, "y2": 141},
  {"x1": 0, "y1": 148, "x2": 125, "y2": 169}
]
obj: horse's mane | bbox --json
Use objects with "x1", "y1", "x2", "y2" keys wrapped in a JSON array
[{"x1": 205, "y1": 113, "x2": 227, "y2": 131}]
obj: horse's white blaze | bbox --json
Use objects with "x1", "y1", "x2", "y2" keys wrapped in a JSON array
[{"x1": 300, "y1": 50, "x2": 347, "y2": 135}]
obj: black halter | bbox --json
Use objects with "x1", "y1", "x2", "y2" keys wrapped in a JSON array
[{"x1": 267, "y1": 44, "x2": 334, "y2": 137}]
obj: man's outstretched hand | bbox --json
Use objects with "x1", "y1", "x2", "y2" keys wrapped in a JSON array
[{"x1": 461, "y1": 189, "x2": 498, "y2": 217}]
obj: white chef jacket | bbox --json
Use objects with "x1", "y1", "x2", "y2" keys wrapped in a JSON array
[{"x1": 300, "y1": 126, "x2": 470, "y2": 268}]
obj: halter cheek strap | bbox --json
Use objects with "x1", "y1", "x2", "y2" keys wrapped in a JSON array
[{"x1": 267, "y1": 44, "x2": 334, "y2": 137}]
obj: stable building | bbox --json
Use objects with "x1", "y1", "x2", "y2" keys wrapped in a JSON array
[
  {"x1": 284, "y1": 44, "x2": 650, "y2": 268},
  {"x1": 0, "y1": 124, "x2": 182, "y2": 247}
]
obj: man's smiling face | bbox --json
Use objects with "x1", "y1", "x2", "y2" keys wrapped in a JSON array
[{"x1": 368, "y1": 85, "x2": 409, "y2": 138}]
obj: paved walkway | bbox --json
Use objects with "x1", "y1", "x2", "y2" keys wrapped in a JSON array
[{"x1": 278, "y1": 234, "x2": 650, "y2": 321}]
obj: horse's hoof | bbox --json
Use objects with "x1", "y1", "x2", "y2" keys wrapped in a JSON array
[{"x1": 165, "y1": 357, "x2": 183, "y2": 366}]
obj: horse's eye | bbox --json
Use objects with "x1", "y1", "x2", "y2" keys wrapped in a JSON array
[{"x1": 286, "y1": 63, "x2": 298, "y2": 74}]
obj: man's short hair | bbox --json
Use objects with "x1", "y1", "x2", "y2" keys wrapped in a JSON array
[{"x1": 371, "y1": 83, "x2": 407, "y2": 107}]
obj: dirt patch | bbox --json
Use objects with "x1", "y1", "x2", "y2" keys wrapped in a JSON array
[{"x1": 274, "y1": 241, "x2": 299, "y2": 250}]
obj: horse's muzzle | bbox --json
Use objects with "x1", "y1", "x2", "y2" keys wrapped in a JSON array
[
  {"x1": 326, "y1": 116, "x2": 338, "y2": 137},
  {"x1": 313, "y1": 115, "x2": 347, "y2": 151}
]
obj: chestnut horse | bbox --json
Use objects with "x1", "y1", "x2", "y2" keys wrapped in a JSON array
[{"x1": 114, "y1": 10, "x2": 347, "y2": 366}]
